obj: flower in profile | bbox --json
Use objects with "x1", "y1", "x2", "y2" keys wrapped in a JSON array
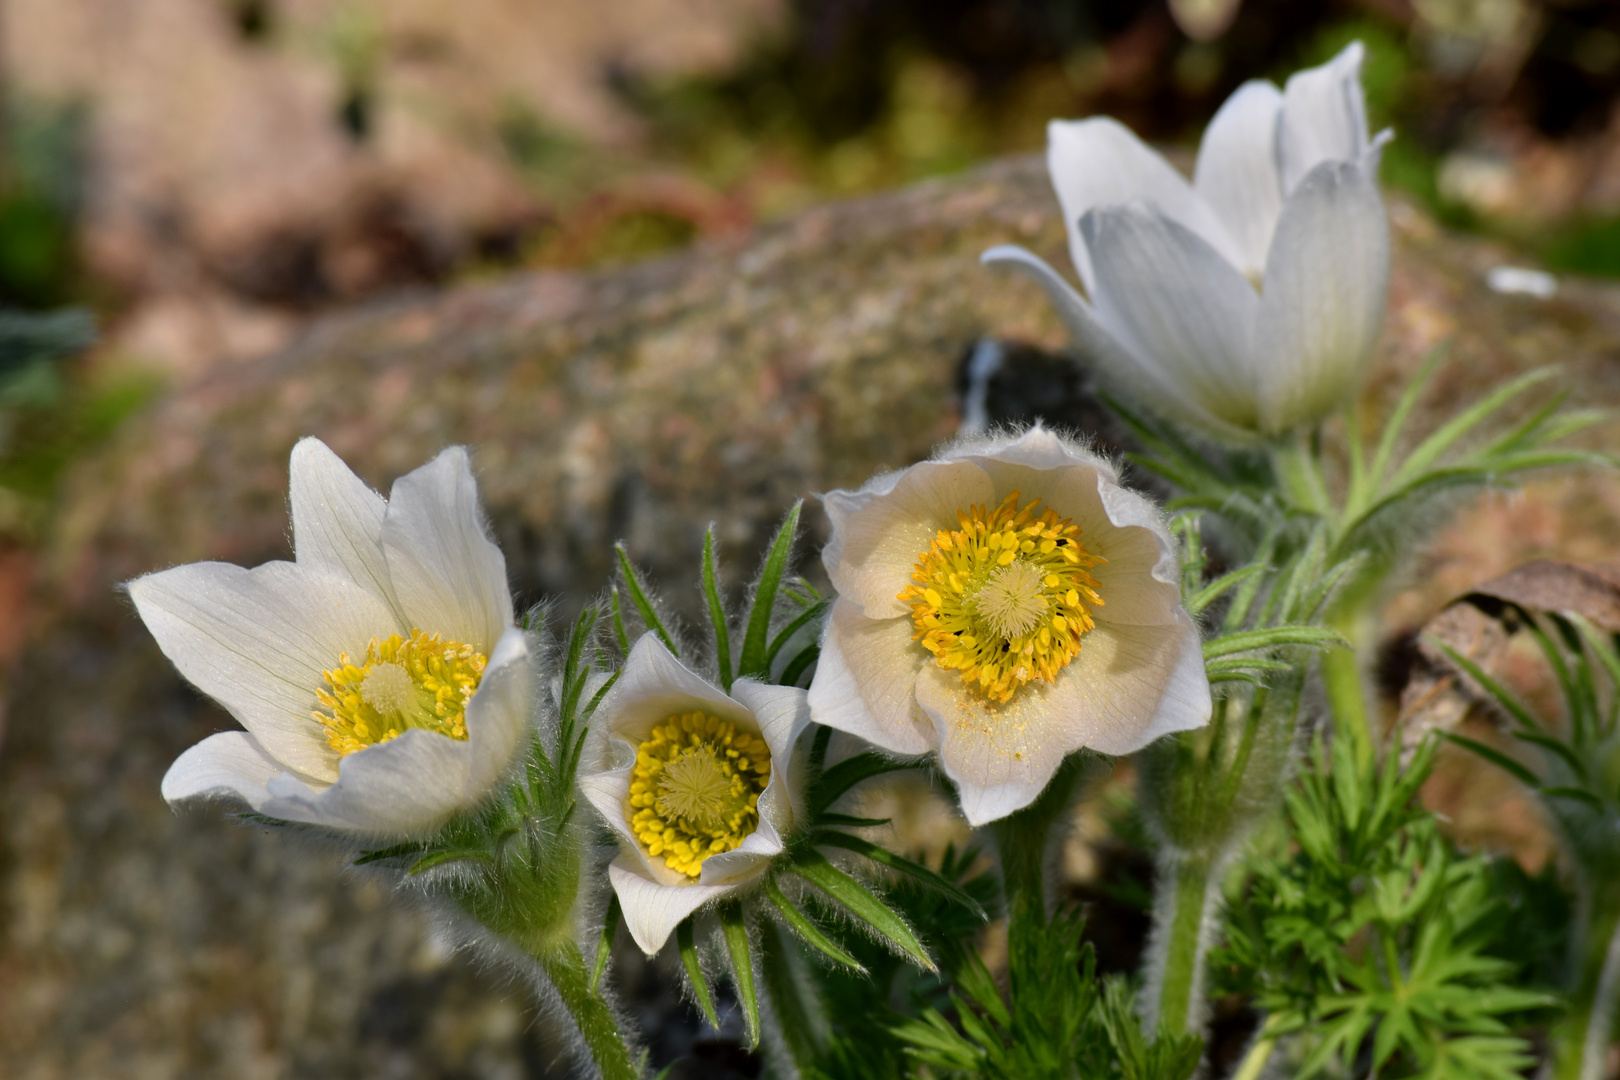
[
  {"x1": 984, "y1": 42, "x2": 1390, "y2": 441},
  {"x1": 579, "y1": 635, "x2": 808, "y2": 954},
  {"x1": 808, "y1": 427, "x2": 1210, "y2": 826},
  {"x1": 132, "y1": 438, "x2": 533, "y2": 837}
]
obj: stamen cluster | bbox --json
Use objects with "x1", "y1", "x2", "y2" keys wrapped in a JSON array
[
  {"x1": 899, "y1": 491, "x2": 1102, "y2": 703},
  {"x1": 628, "y1": 712, "x2": 771, "y2": 879},
  {"x1": 316, "y1": 629, "x2": 487, "y2": 756}
]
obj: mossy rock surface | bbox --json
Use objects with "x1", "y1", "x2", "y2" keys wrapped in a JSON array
[{"x1": 7, "y1": 155, "x2": 1620, "y2": 1076}]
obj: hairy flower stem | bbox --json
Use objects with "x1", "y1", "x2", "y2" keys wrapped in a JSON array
[
  {"x1": 1553, "y1": 893, "x2": 1620, "y2": 1080},
  {"x1": 533, "y1": 942, "x2": 641, "y2": 1080},
  {"x1": 1137, "y1": 680, "x2": 1303, "y2": 1036},
  {"x1": 1148, "y1": 850, "x2": 1217, "y2": 1034},
  {"x1": 1321, "y1": 607, "x2": 1375, "y2": 771}
]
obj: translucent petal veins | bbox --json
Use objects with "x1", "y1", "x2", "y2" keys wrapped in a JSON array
[
  {"x1": 314, "y1": 629, "x2": 487, "y2": 756},
  {"x1": 899, "y1": 491, "x2": 1103, "y2": 703},
  {"x1": 627, "y1": 712, "x2": 772, "y2": 880}
]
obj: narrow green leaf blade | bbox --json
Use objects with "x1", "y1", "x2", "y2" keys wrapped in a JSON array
[
  {"x1": 590, "y1": 895, "x2": 621, "y2": 994},
  {"x1": 702, "y1": 526, "x2": 733, "y2": 691},
  {"x1": 720, "y1": 904, "x2": 760, "y2": 1047},
  {"x1": 789, "y1": 848, "x2": 935, "y2": 971},
  {"x1": 812, "y1": 830, "x2": 987, "y2": 921},
  {"x1": 1203, "y1": 625, "x2": 1346, "y2": 660},
  {"x1": 763, "y1": 876, "x2": 864, "y2": 971},
  {"x1": 810, "y1": 751, "x2": 919, "y2": 816},
  {"x1": 615, "y1": 543, "x2": 677, "y2": 655},
  {"x1": 739, "y1": 501, "x2": 803, "y2": 679},
  {"x1": 1440, "y1": 732, "x2": 1542, "y2": 788},
  {"x1": 676, "y1": 918, "x2": 720, "y2": 1029}
]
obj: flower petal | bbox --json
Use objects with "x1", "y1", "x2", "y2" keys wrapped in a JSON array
[
  {"x1": 1047, "y1": 117, "x2": 1242, "y2": 292},
  {"x1": 129, "y1": 561, "x2": 397, "y2": 783},
  {"x1": 463, "y1": 627, "x2": 535, "y2": 797},
  {"x1": 259, "y1": 727, "x2": 471, "y2": 837},
  {"x1": 822, "y1": 460, "x2": 993, "y2": 619},
  {"x1": 1193, "y1": 79, "x2": 1284, "y2": 279},
  {"x1": 1253, "y1": 160, "x2": 1388, "y2": 434},
  {"x1": 609, "y1": 858, "x2": 735, "y2": 955},
  {"x1": 161, "y1": 730, "x2": 293, "y2": 809},
  {"x1": 1082, "y1": 205, "x2": 1262, "y2": 430},
  {"x1": 808, "y1": 598, "x2": 933, "y2": 756},
  {"x1": 943, "y1": 425, "x2": 1116, "y2": 478},
  {"x1": 979, "y1": 246, "x2": 1255, "y2": 443},
  {"x1": 382, "y1": 446, "x2": 513, "y2": 655},
  {"x1": 289, "y1": 437, "x2": 404, "y2": 623},
  {"x1": 602, "y1": 634, "x2": 757, "y2": 744},
  {"x1": 918, "y1": 614, "x2": 1209, "y2": 825},
  {"x1": 728, "y1": 680, "x2": 811, "y2": 832},
  {"x1": 1278, "y1": 41, "x2": 1369, "y2": 193}
]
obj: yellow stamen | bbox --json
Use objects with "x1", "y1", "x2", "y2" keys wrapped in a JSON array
[
  {"x1": 314, "y1": 629, "x2": 486, "y2": 756},
  {"x1": 627, "y1": 712, "x2": 771, "y2": 880},
  {"x1": 898, "y1": 490, "x2": 1103, "y2": 703}
]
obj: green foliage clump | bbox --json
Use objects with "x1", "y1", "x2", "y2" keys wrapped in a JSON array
[{"x1": 1216, "y1": 737, "x2": 1552, "y2": 1079}]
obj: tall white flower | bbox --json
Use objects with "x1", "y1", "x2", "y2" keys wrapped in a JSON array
[
  {"x1": 807, "y1": 427, "x2": 1210, "y2": 826},
  {"x1": 132, "y1": 438, "x2": 533, "y2": 838},
  {"x1": 984, "y1": 42, "x2": 1390, "y2": 441},
  {"x1": 579, "y1": 635, "x2": 809, "y2": 954}
]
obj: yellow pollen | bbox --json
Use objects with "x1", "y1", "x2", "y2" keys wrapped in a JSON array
[
  {"x1": 627, "y1": 711, "x2": 771, "y2": 880},
  {"x1": 313, "y1": 629, "x2": 487, "y2": 757},
  {"x1": 898, "y1": 490, "x2": 1103, "y2": 703}
]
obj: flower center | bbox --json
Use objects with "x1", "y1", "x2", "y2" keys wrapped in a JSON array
[
  {"x1": 899, "y1": 490, "x2": 1103, "y2": 703},
  {"x1": 627, "y1": 712, "x2": 771, "y2": 880},
  {"x1": 314, "y1": 629, "x2": 487, "y2": 757}
]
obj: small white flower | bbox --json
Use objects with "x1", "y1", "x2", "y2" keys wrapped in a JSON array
[
  {"x1": 807, "y1": 427, "x2": 1210, "y2": 826},
  {"x1": 132, "y1": 438, "x2": 533, "y2": 838},
  {"x1": 984, "y1": 42, "x2": 1390, "y2": 441},
  {"x1": 579, "y1": 635, "x2": 809, "y2": 954}
]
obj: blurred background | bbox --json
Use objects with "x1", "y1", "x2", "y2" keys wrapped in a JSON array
[
  {"x1": 5, "y1": 0, "x2": 1620, "y2": 549},
  {"x1": 5, "y1": 1, "x2": 1620, "y2": 1076}
]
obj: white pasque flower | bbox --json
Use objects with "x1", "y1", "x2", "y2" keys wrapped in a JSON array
[
  {"x1": 807, "y1": 427, "x2": 1210, "y2": 826},
  {"x1": 579, "y1": 635, "x2": 809, "y2": 954},
  {"x1": 132, "y1": 438, "x2": 533, "y2": 837},
  {"x1": 984, "y1": 42, "x2": 1390, "y2": 442}
]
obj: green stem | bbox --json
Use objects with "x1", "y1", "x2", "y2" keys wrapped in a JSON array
[
  {"x1": 1552, "y1": 894, "x2": 1620, "y2": 1080},
  {"x1": 1231, "y1": 1032, "x2": 1277, "y2": 1080},
  {"x1": 1321, "y1": 613, "x2": 1374, "y2": 773},
  {"x1": 1272, "y1": 429, "x2": 1331, "y2": 516},
  {"x1": 534, "y1": 942, "x2": 641, "y2": 1080},
  {"x1": 1148, "y1": 850, "x2": 1216, "y2": 1035}
]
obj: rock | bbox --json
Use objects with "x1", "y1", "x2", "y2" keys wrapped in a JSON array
[{"x1": 8, "y1": 154, "x2": 1620, "y2": 1076}]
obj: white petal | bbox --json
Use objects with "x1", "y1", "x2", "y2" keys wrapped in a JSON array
[
  {"x1": 463, "y1": 628, "x2": 535, "y2": 797},
  {"x1": 979, "y1": 247, "x2": 1255, "y2": 444},
  {"x1": 821, "y1": 460, "x2": 993, "y2": 620},
  {"x1": 601, "y1": 634, "x2": 757, "y2": 744},
  {"x1": 382, "y1": 447, "x2": 513, "y2": 654},
  {"x1": 943, "y1": 425, "x2": 1117, "y2": 480},
  {"x1": 918, "y1": 615, "x2": 1209, "y2": 826},
  {"x1": 1253, "y1": 160, "x2": 1389, "y2": 434},
  {"x1": 808, "y1": 599, "x2": 933, "y2": 756},
  {"x1": 1082, "y1": 205, "x2": 1263, "y2": 432},
  {"x1": 579, "y1": 766, "x2": 693, "y2": 887},
  {"x1": 609, "y1": 858, "x2": 735, "y2": 955},
  {"x1": 259, "y1": 727, "x2": 471, "y2": 837},
  {"x1": 289, "y1": 437, "x2": 404, "y2": 622},
  {"x1": 161, "y1": 730, "x2": 291, "y2": 808},
  {"x1": 1278, "y1": 41, "x2": 1369, "y2": 192},
  {"x1": 1047, "y1": 117, "x2": 1243, "y2": 292},
  {"x1": 129, "y1": 561, "x2": 397, "y2": 783},
  {"x1": 1194, "y1": 80, "x2": 1284, "y2": 278},
  {"x1": 728, "y1": 681, "x2": 810, "y2": 779},
  {"x1": 915, "y1": 663, "x2": 1070, "y2": 826}
]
